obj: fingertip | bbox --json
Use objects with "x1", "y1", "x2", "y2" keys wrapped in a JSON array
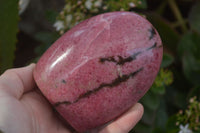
[
  {"x1": 100, "y1": 103, "x2": 144, "y2": 133},
  {"x1": 131, "y1": 103, "x2": 144, "y2": 117},
  {"x1": 130, "y1": 103, "x2": 144, "y2": 125},
  {"x1": 27, "y1": 63, "x2": 36, "y2": 68}
]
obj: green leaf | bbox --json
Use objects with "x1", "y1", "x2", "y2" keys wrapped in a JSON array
[
  {"x1": 167, "y1": 87, "x2": 188, "y2": 109},
  {"x1": 141, "y1": 106, "x2": 156, "y2": 125},
  {"x1": 154, "y1": 99, "x2": 168, "y2": 129},
  {"x1": 166, "y1": 115, "x2": 179, "y2": 133},
  {"x1": 188, "y1": 86, "x2": 200, "y2": 99},
  {"x1": 141, "y1": 91, "x2": 161, "y2": 110},
  {"x1": 152, "y1": 128, "x2": 166, "y2": 133},
  {"x1": 35, "y1": 32, "x2": 59, "y2": 45},
  {"x1": 45, "y1": 10, "x2": 59, "y2": 24},
  {"x1": 0, "y1": 0, "x2": 19, "y2": 73},
  {"x1": 161, "y1": 53, "x2": 174, "y2": 68},
  {"x1": 34, "y1": 32, "x2": 59, "y2": 56},
  {"x1": 133, "y1": 123, "x2": 153, "y2": 133},
  {"x1": 182, "y1": 54, "x2": 200, "y2": 85},
  {"x1": 153, "y1": 68, "x2": 173, "y2": 88},
  {"x1": 188, "y1": 2, "x2": 200, "y2": 34},
  {"x1": 178, "y1": 32, "x2": 200, "y2": 85},
  {"x1": 151, "y1": 86, "x2": 165, "y2": 95},
  {"x1": 178, "y1": 32, "x2": 200, "y2": 58},
  {"x1": 146, "y1": 13, "x2": 180, "y2": 54},
  {"x1": 133, "y1": 0, "x2": 147, "y2": 9}
]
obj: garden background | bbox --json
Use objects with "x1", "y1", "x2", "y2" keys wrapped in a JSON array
[{"x1": 0, "y1": 0, "x2": 200, "y2": 132}]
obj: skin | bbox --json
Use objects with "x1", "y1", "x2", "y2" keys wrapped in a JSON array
[{"x1": 0, "y1": 64, "x2": 143, "y2": 133}]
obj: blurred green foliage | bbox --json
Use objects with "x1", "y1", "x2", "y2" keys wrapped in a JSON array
[
  {"x1": 178, "y1": 32, "x2": 200, "y2": 85},
  {"x1": 0, "y1": 0, "x2": 19, "y2": 73},
  {"x1": 176, "y1": 96, "x2": 200, "y2": 132},
  {"x1": 188, "y1": 2, "x2": 200, "y2": 34},
  {"x1": 1, "y1": 0, "x2": 200, "y2": 132}
]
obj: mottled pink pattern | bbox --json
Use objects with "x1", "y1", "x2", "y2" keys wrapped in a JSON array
[{"x1": 34, "y1": 11, "x2": 163, "y2": 132}]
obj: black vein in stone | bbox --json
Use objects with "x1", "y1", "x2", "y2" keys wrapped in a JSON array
[
  {"x1": 99, "y1": 51, "x2": 142, "y2": 65},
  {"x1": 54, "y1": 101, "x2": 71, "y2": 107},
  {"x1": 61, "y1": 79, "x2": 67, "y2": 84},
  {"x1": 146, "y1": 43, "x2": 157, "y2": 51},
  {"x1": 54, "y1": 67, "x2": 143, "y2": 107},
  {"x1": 54, "y1": 31, "x2": 162, "y2": 107},
  {"x1": 149, "y1": 27, "x2": 156, "y2": 40}
]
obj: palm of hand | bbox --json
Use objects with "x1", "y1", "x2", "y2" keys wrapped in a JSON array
[
  {"x1": 0, "y1": 64, "x2": 143, "y2": 133},
  {"x1": 0, "y1": 65, "x2": 70, "y2": 133}
]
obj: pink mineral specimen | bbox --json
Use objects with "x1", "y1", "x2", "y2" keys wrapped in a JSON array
[{"x1": 34, "y1": 11, "x2": 163, "y2": 132}]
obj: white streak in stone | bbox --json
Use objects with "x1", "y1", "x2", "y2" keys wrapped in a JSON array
[
  {"x1": 82, "y1": 19, "x2": 111, "y2": 55},
  {"x1": 73, "y1": 30, "x2": 85, "y2": 37},
  {"x1": 100, "y1": 15, "x2": 113, "y2": 30},
  {"x1": 117, "y1": 65, "x2": 123, "y2": 78},
  {"x1": 48, "y1": 45, "x2": 62, "y2": 61},
  {"x1": 69, "y1": 56, "x2": 89, "y2": 75},
  {"x1": 123, "y1": 36, "x2": 130, "y2": 44},
  {"x1": 50, "y1": 46, "x2": 73, "y2": 70},
  {"x1": 127, "y1": 44, "x2": 155, "y2": 59},
  {"x1": 121, "y1": 12, "x2": 131, "y2": 16}
]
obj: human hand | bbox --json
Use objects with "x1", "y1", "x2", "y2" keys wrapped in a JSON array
[{"x1": 0, "y1": 64, "x2": 143, "y2": 133}]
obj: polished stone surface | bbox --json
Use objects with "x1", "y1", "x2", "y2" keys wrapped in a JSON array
[{"x1": 34, "y1": 11, "x2": 163, "y2": 132}]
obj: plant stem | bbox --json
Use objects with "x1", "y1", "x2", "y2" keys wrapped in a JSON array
[
  {"x1": 171, "y1": 19, "x2": 188, "y2": 28},
  {"x1": 157, "y1": 0, "x2": 168, "y2": 15},
  {"x1": 168, "y1": 0, "x2": 187, "y2": 33}
]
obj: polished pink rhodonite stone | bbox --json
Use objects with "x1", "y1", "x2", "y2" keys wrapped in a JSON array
[{"x1": 34, "y1": 11, "x2": 163, "y2": 132}]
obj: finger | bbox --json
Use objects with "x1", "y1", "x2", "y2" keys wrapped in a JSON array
[
  {"x1": 0, "y1": 64, "x2": 36, "y2": 99},
  {"x1": 21, "y1": 91, "x2": 71, "y2": 133},
  {"x1": 100, "y1": 103, "x2": 144, "y2": 133}
]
